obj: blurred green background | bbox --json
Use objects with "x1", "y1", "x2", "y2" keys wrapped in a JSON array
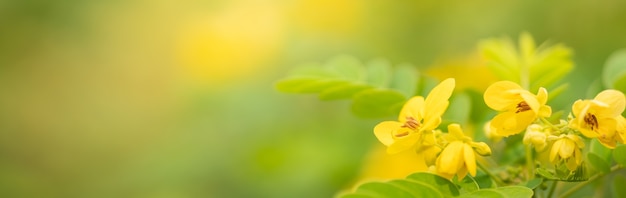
[{"x1": 1, "y1": 0, "x2": 626, "y2": 197}]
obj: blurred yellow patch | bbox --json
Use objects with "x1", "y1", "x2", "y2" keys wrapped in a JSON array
[
  {"x1": 176, "y1": 1, "x2": 284, "y2": 85},
  {"x1": 289, "y1": 0, "x2": 364, "y2": 36},
  {"x1": 425, "y1": 54, "x2": 497, "y2": 91}
]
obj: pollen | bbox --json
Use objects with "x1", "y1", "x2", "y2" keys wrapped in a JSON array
[{"x1": 515, "y1": 101, "x2": 531, "y2": 113}]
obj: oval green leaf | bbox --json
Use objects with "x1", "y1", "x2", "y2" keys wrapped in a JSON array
[
  {"x1": 613, "y1": 144, "x2": 626, "y2": 167},
  {"x1": 406, "y1": 172, "x2": 461, "y2": 197},
  {"x1": 366, "y1": 58, "x2": 392, "y2": 88},
  {"x1": 587, "y1": 152, "x2": 610, "y2": 174},
  {"x1": 389, "y1": 64, "x2": 418, "y2": 97},
  {"x1": 318, "y1": 84, "x2": 373, "y2": 100},
  {"x1": 602, "y1": 49, "x2": 626, "y2": 90},
  {"x1": 354, "y1": 182, "x2": 414, "y2": 198},
  {"x1": 388, "y1": 180, "x2": 444, "y2": 198},
  {"x1": 455, "y1": 175, "x2": 480, "y2": 193}
]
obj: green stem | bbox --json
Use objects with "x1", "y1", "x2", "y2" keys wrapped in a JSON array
[
  {"x1": 559, "y1": 165, "x2": 621, "y2": 198},
  {"x1": 477, "y1": 161, "x2": 506, "y2": 186},
  {"x1": 526, "y1": 145, "x2": 534, "y2": 180},
  {"x1": 547, "y1": 180, "x2": 558, "y2": 198}
]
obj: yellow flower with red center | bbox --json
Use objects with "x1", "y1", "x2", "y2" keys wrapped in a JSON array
[
  {"x1": 484, "y1": 81, "x2": 552, "y2": 136},
  {"x1": 549, "y1": 134, "x2": 584, "y2": 171},
  {"x1": 374, "y1": 78, "x2": 455, "y2": 154},
  {"x1": 570, "y1": 90, "x2": 626, "y2": 148},
  {"x1": 436, "y1": 124, "x2": 491, "y2": 180}
]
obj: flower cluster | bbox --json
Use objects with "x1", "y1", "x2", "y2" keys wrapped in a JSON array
[
  {"x1": 374, "y1": 78, "x2": 491, "y2": 180},
  {"x1": 373, "y1": 78, "x2": 626, "y2": 180},
  {"x1": 484, "y1": 80, "x2": 626, "y2": 172}
]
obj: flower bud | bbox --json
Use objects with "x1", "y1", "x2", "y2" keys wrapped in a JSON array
[
  {"x1": 470, "y1": 142, "x2": 492, "y2": 156},
  {"x1": 523, "y1": 124, "x2": 548, "y2": 151}
]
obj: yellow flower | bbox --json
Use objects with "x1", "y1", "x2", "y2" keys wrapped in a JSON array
[
  {"x1": 570, "y1": 90, "x2": 626, "y2": 148},
  {"x1": 549, "y1": 134, "x2": 584, "y2": 171},
  {"x1": 436, "y1": 124, "x2": 491, "y2": 180},
  {"x1": 484, "y1": 81, "x2": 552, "y2": 136},
  {"x1": 374, "y1": 78, "x2": 455, "y2": 154}
]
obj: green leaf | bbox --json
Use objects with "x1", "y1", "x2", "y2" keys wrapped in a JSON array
[
  {"x1": 327, "y1": 55, "x2": 365, "y2": 81},
  {"x1": 460, "y1": 189, "x2": 505, "y2": 198},
  {"x1": 318, "y1": 84, "x2": 373, "y2": 100},
  {"x1": 528, "y1": 44, "x2": 573, "y2": 91},
  {"x1": 353, "y1": 182, "x2": 415, "y2": 198},
  {"x1": 522, "y1": 178, "x2": 543, "y2": 189},
  {"x1": 275, "y1": 78, "x2": 319, "y2": 93},
  {"x1": 613, "y1": 144, "x2": 626, "y2": 167},
  {"x1": 406, "y1": 172, "x2": 460, "y2": 197},
  {"x1": 454, "y1": 175, "x2": 480, "y2": 193},
  {"x1": 275, "y1": 55, "x2": 423, "y2": 118},
  {"x1": 474, "y1": 173, "x2": 497, "y2": 189},
  {"x1": 341, "y1": 173, "x2": 459, "y2": 198},
  {"x1": 535, "y1": 168, "x2": 559, "y2": 180},
  {"x1": 613, "y1": 175, "x2": 626, "y2": 198},
  {"x1": 587, "y1": 152, "x2": 610, "y2": 174},
  {"x1": 479, "y1": 37, "x2": 520, "y2": 82},
  {"x1": 389, "y1": 64, "x2": 418, "y2": 97},
  {"x1": 365, "y1": 58, "x2": 392, "y2": 88},
  {"x1": 351, "y1": 90, "x2": 406, "y2": 118},
  {"x1": 293, "y1": 80, "x2": 350, "y2": 93},
  {"x1": 388, "y1": 180, "x2": 444, "y2": 198},
  {"x1": 479, "y1": 33, "x2": 573, "y2": 89},
  {"x1": 602, "y1": 49, "x2": 626, "y2": 90}
]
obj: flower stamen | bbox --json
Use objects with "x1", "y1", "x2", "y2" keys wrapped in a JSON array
[
  {"x1": 402, "y1": 116, "x2": 420, "y2": 130},
  {"x1": 515, "y1": 101, "x2": 531, "y2": 113},
  {"x1": 584, "y1": 113, "x2": 598, "y2": 131}
]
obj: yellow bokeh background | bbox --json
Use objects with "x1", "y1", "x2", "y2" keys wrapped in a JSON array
[{"x1": 1, "y1": 0, "x2": 626, "y2": 197}]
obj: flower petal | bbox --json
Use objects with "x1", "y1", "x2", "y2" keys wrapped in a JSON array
[
  {"x1": 447, "y1": 123, "x2": 465, "y2": 140},
  {"x1": 594, "y1": 90, "x2": 626, "y2": 117},
  {"x1": 538, "y1": 105, "x2": 552, "y2": 118},
  {"x1": 571, "y1": 100, "x2": 588, "y2": 119},
  {"x1": 616, "y1": 116, "x2": 626, "y2": 144},
  {"x1": 374, "y1": 121, "x2": 403, "y2": 146},
  {"x1": 550, "y1": 139, "x2": 563, "y2": 163},
  {"x1": 536, "y1": 87, "x2": 548, "y2": 105},
  {"x1": 422, "y1": 103, "x2": 448, "y2": 131},
  {"x1": 463, "y1": 144, "x2": 477, "y2": 177},
  {"x1": 399, "y1": 96, "x2": 425, "y2": 123},
  {"x1": 490, "y1": 111, "x2": 534, "y2": 136},
  {"x1": 437, "y1": 141, "x2": 463, "y2": 174},
  {"x1": 558, "y1": 139, "x2": 575, "y2": 159},
  {"x1": 520, "y1": 91, "x2": 540, "y2": 114},
  {"x1": 484, "y1": 81, "x2": 523, "y2": 111},
  {"x1": 387, "y1": 133, "x2": 420, "y2": 154},
  {"x1": 423, "y1": 78, "x2": 455, "y2": 127}
]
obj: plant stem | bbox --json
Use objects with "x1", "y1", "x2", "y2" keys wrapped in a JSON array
[
  {"x1": 559, "y1": 165, "x2": 621, "y2": 198},
  {"x1": 477, "y1": 161, "x2": 506, "y2": 186},
  {"x1": 547, "y1": 180, "x2": 558, "y2": 198},
  {"x1": 526, "y1": 145, "x2": 534, "y2": 180}
]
